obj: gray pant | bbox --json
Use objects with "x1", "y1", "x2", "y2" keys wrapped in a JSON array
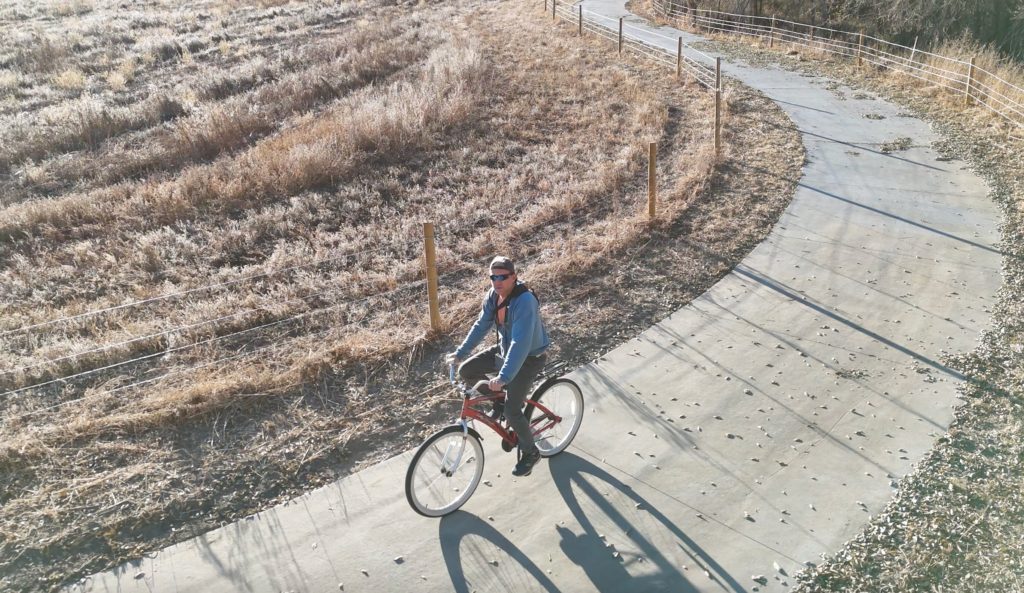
[{"x1": 459, "y1": 345, "x2": 546, "y2": 455}]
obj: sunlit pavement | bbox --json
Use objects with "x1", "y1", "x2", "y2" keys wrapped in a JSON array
[{"x1": 70, "y1": 2, "x2": 1001, "y2": 592}]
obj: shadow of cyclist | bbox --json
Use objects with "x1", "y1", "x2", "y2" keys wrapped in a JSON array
[
  {"x1": 554, "y1": 525, "x2": 635, "y2": 592},
  {"x1": 439, "y1": 511, "x2": 560, "y2": 593},
  {"x1": 548, "y1": 452, "x2": 746, "y2": 593}
]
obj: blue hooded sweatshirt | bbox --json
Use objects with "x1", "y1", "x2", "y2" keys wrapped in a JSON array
[{"x1": 455, "y1": 281, "x2": 550, "y2": 384}]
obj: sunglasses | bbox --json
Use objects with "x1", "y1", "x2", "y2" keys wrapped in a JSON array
[{"x1": 489, "y1": 273, "x2": 513, "y2": 282}]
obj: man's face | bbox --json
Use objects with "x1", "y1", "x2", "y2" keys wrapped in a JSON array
[{"x1": 490, "y1": 268, "x2": 516, "y2": 299}]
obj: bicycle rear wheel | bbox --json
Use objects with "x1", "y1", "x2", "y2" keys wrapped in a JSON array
[
  {"x1": 405, "y1": 425, "x2": 485, "y2": 517},
  {"x1": 526, "y1": 378, "x2": 584, "y2": 457}
]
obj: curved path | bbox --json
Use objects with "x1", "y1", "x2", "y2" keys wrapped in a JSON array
[{"x1": 71, "y1": 2, "x2": 1002, "y2": 592}]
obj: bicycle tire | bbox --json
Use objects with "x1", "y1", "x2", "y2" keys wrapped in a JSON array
[
  {"x1": 405, "y1": 425, "x2": 485, "y2": 517},
  {"x1": 525, "y1": 377, "x2": 584, "y2": 457}
]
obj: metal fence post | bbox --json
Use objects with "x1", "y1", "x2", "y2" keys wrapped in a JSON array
[
  {"x1": 677, "y1": 36, "x2": 682, "y2": 78},
  {"x1": 857, "y1": 31, "x2": 864, "y2": 66},
  {"x1": 423, "y1": 223, "x2": 441, "y2": 332},
  {"x1": 715, "y1": 57, "x2": 722, "y2": 157},
  {"x1": 648, "y1": 142, "x2": 657, "y2": 219},
  {"x1": 965, "y1": 56, "x2": 977, "y2": 106},
  {"x1": 769, "y1": 15, "x2": 775, "y2": 48},
  {"x1": 618, "y1": 17, "x2": 624, "y2": 54},
  {"x1": 578, "y1": 4, "x2": 583, "y2": 35}
]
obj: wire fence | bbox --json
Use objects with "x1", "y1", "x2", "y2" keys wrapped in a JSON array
[
  {"x1": 0, "y1": 237, "x2": 424, "y2": 339},
  {"x1": 2, "y1": 2, "x2": 720, "y2": 416},
  {"x1": 0, "y1": 280, "x2": 432, "y2": 422},
  {"x1": 0, "y1": 194, "x2": 630, "y2": 415},
  {"x1": 2, "y1": 139, "x2": 683, "y2": 411},
  {"x1": 550, "y1": 0, "x2": 718, "y2": 90},
  {"x1": 649, "y1": 0, "x2": 1024, "y2": 128}
]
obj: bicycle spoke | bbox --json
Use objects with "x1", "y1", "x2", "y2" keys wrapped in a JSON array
[
  {"x1": 527, "y1": 379, "x2": 584, "y2": 456},
  {"x1": 405, "y1": 426, "x2": 485, "y2": 517}
]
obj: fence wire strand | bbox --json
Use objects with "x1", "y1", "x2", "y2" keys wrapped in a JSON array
[
  {"x1": 652, "y1": 4, "x2": 1023, "y2": 127},
  {"x1": 5, "y1": 0, "x2": 728, "y2": 416},
  {"x1": 1, "y1": 279, "x2": 428, "y2": 400},
  {"x1": 556, "y1": 4, "x2": 717, "y2": 91},
  {"x1": 1, "y1": 236, "x2": 424, "y2": 338}
]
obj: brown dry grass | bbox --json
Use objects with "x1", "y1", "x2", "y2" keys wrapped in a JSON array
[
  {"x1": 1, "y1": 23, "x2": 432, "y2": 203},
  {"x1": 0, "y1": 1, "x2": 802, "y2": 591},
  {"x1": 793, "y1": 31, "x2": 1021, "y2": 133},
  {"x1": 907, "y1": 40, "x2": 1024, "y2": 137},
  {"x1": 640, "y1": 0, "x2": 1024, "y2": 134}
]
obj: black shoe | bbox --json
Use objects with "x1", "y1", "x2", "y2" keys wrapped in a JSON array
[
  {"x1": 512, "y1": 450, "x2": 541, "y2": 477},
  {"x1": 501, "y1": 433, "x2": 515, "y2": 453}
]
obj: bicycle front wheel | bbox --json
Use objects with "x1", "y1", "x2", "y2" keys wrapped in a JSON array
[
  {"x1": 405, "y1": 425, "x2": 485, "y2": 517},
  {"x1": 527, "y1": 378, "x2": 584, "y2": 457}
]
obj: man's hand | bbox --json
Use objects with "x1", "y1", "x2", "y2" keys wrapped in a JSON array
[
  {"x1": 488, "y1": 378, "x2": 506, "y2": 392},
  {"x1": 445, "y1": 353, "x2": 461, "y2": 366}
]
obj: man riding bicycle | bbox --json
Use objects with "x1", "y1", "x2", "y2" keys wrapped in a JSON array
[{"x1": 447, "y1": 256, "x2": 550, "y2": 477}]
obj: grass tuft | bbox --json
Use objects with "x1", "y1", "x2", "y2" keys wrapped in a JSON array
[
  {"x1": 49, "y1": 0, "x2": 94, "y2": 17},
  {"x1": 51, "y1": 68, "x2": 87, "y2": 91},
  {"x1": 11, "y1": 34, "x2": 69, "y2": 74}
]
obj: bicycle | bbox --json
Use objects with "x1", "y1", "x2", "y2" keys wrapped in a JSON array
[{"x1": 404, "y1": 361, "x2": 584, "y2": 517}]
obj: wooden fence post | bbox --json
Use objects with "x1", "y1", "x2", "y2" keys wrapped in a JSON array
[
  {"x1": 423, "y1": 223, "x2": 441, "y2": 332},
  {"x1": 769, "y1": 15, "x2": 775, "y2": 48},
  {"x1": 715, "y1": 57, "x2": 722, "y2": 157},
  {"x1": 965, "y1": 56, "x2": 977, "y2": 106},
  {"x1": 578, "y1": 4, "x2": 583, "y2": 35},
  {"x1": 648, "y1": 142, "x2": 657, "y2": 218},
  {"x1": 677, "y1": 36, "x2": 683, "y2": 78},
  {"x1": 857, "y1": 31, "x2": 864, "y2": 66},
  {"x1": 552, "y1": 0, "x2": 556, "y2": 20},
  {"x1": 618, "y1": 17, "x2": 624, "y2": 54},
  {"x1": 809, "y1": 25, "x2": 815, "y2": 49}
]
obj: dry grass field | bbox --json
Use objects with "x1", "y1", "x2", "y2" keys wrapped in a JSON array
[{"x1": 0, "y1": 0, "x2": 802, "y2": 591}]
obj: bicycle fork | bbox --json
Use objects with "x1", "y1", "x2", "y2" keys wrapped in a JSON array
[{"x1": 439, "y1": 420, "x2": 473, "y2": 477}]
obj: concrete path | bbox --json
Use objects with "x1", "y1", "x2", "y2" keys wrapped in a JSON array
[{"x1": 70, "y1": 3, "x2": 1002, "y2": 592}]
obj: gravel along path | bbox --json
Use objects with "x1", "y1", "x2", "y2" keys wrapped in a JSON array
[
  {"x1": 633, "y1": 6, "x2": 1024, "y2": 593},
  {"x1": 694, "y1": 25, "x2": 1024, "y2": 593}
]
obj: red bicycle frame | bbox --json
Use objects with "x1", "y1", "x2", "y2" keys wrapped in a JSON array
[{"x1": 459, "y1": 390, "x2": 562, "y2": 447}]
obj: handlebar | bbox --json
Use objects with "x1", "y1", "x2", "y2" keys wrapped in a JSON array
[{"x1": 449, "y1": 358, "x2": 566, "y2": 386}]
